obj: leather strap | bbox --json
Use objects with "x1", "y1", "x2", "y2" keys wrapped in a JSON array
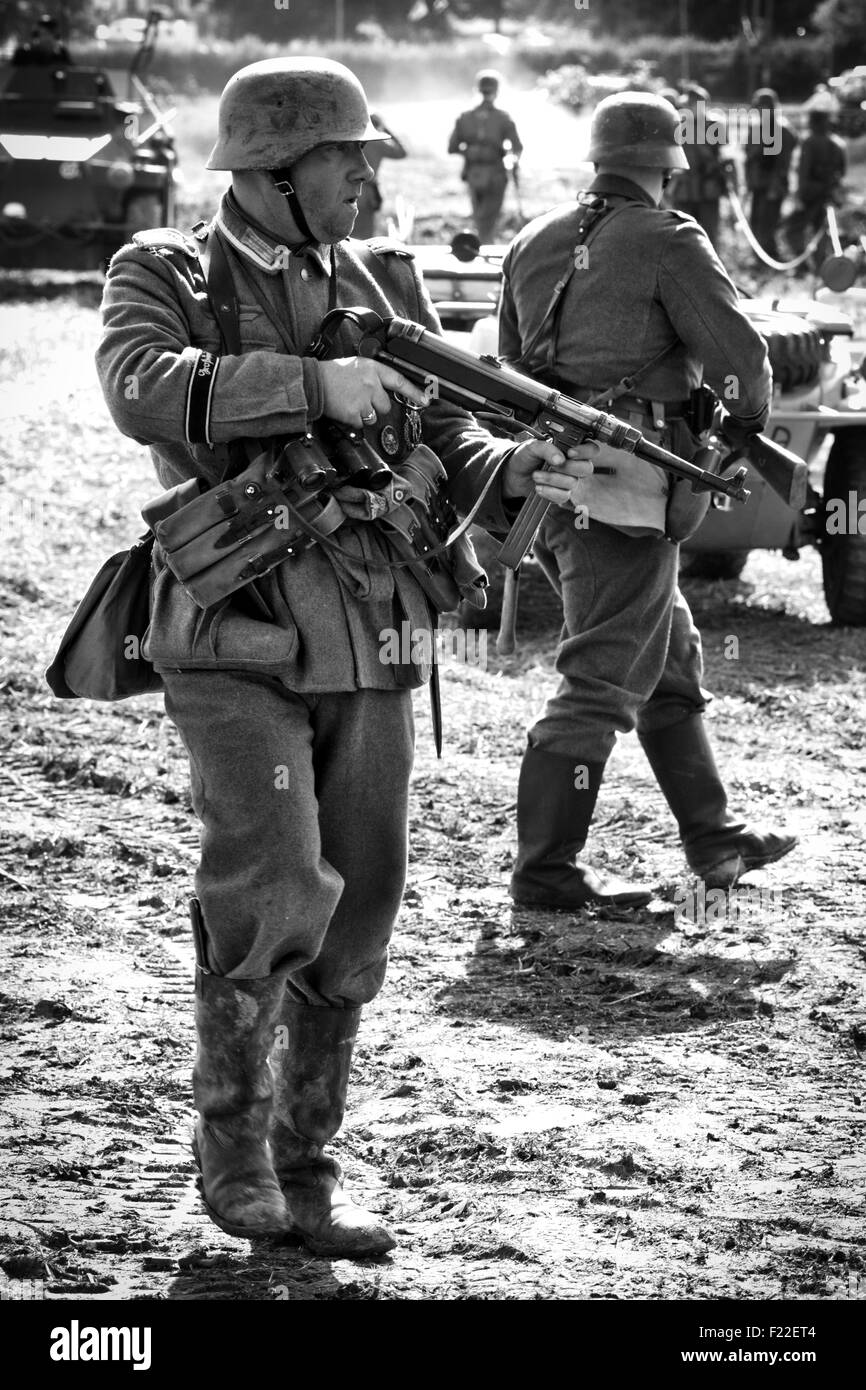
[{"x1": 512, "y1": 194, "x2": 679, "y2": 403}]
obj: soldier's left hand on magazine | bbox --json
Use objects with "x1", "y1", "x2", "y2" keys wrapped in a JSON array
[{"x1": 502, "y1": 436, "x2": 595, "y2": 500}]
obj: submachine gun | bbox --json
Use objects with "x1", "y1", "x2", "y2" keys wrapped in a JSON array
[{"x1": 349, "y1": 313, "x2": 751, "y2": 570}]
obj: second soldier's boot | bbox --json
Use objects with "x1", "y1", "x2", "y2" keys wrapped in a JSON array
[
  {"x1": 509, "y1": 744, "x2": 653, "y2": 909},
  {"x1": 639, "y1": 714, "x2": 798, "y2": 889},
  {"x1": 270, "y1": 999, "x2": 396, "y2": 1258},
  {"x1": 191, "y1": 906, "x2": 289, "y2": 1238}
]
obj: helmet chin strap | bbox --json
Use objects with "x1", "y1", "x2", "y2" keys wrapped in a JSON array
[{"x1": 269, "y1": 168, "x2": 315, "y2": 246}]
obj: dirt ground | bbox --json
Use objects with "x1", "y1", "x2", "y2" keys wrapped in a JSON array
[
  {"x1": 1, "y1": 282, "x2": 865, "y2": 1305},
  {"x1": 1, "y1": 87, "x2": 865, "y2": 1308}
]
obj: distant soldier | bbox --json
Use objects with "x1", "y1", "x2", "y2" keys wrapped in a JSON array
[
  {"x1": 352, "y1": 111, "x2": 407, "y2": 240},
  {"x1": 670, "y1": 85, "x2": 730, "y2": 251},
  {"x1": 448, "y1": 69, "x2": 523, "y2": 243},
  {"x1": 785, "y1": 91, "x2": 847, "y2": 270},
  {"x1": 11, "y1": 13, "x2": 71, "y2": 66},
  {"x1": 745, "y1": 88, "x2": 798, "y2": 262}
]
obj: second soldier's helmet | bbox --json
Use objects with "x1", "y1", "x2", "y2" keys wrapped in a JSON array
[
  {"x1": 752, "y1": 87, "x2": 780, "y2": 109},
  {"x1": 206, "y1": 57, "x2": 389, "y2": 171},
  {"x1": 586, "y1": 91, "x2": 689, "y2": 169}
]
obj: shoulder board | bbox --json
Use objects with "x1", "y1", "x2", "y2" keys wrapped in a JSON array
[
  {"x1": 131, "y1": 227, "x2": 198, "y2": 258},
  {"x1": 362, "y1": 238, "x2": 415, "y2": 260},
  {"x1": 666, "y1": 208, "x2": 699, "y2": 225}
]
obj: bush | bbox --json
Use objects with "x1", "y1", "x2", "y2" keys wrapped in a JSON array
[
  {"x1": 70, "y1": 30, "x2": 834, "y2": 106},
  {"x1": 70, "y1": 37, "x2": 525, "y2": 101},
  {"x1": 516, "y1": 33, "x2": 833, "y2": 104},
  {"x1": 541, "y1": 62, "x2": 658, "y2": 111}
]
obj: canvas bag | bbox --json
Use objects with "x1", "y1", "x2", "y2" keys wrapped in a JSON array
[{"x1": 45, "y1": 533, "x2": 161, "y2": 700}]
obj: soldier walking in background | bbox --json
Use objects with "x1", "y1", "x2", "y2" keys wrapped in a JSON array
[
  {"x1": 499, "y1": 92, "x2": 797, "y2": 911},
  {"x1": 448, "y1": 69, "x2": 523, "y2": 243},
  {"x1": 352, "y1": 110, "x2": 407, "y2": 240},
  {"x1": 785, "y1": 92, "x2": 847, "y2": 272},
  {"x1": 745, "y1": 88, "x2": 798, "y2": 263},
  {"x1": 670, "y1": 84, "x2": 730, "y2": 251}
]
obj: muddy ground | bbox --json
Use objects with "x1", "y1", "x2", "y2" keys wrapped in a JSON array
[{"x1": 1, "y1": 89, "x2": 865, "y2": 1309}]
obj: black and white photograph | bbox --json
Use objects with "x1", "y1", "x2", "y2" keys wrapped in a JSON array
[{"x1": 0, "y1": 0, "x2": 864, "y2": 1349}]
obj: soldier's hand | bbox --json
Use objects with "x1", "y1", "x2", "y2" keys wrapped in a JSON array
[
  {"x1": 502, "y1": 436, "x2": 595, "y2": 501},
  {"x1": 317, "y1": 357, "x2": 429, "y2": 428}
]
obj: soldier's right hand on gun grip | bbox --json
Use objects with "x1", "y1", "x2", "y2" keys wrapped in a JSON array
[{"x1": 318, "y1": 356, "x2": 429, "y2": 428}]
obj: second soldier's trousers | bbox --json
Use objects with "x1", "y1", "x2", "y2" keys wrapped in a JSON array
[
  {"x1": 162, "y1": 672, "x2": 414, "y2": 1004},
  {"x1": 465, "y1": 163, "x2": 508, "y2": 243},
  {"x1": 527, "y1": 514, "x2": 709, "y2": 763}
]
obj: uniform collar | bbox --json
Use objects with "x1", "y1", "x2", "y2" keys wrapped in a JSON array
[
  {"x1": 585, "y1": 173, "x2": 656, "y2": 206},
  {"x1": 214, "y1": 190, "x2": 332, "y2": 277}
]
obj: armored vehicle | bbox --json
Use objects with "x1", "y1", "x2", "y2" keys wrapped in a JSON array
[{"x1": 0, "y1": 13, "x2": 175, "y2": 271}]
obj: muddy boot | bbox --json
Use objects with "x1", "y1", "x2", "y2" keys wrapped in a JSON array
[
  {"x1": 191, "y1": 903, "x2": 289, "y2": 1240},
  {"x1": 270, "y1": 999, "x2": 395, "y2": 1257},
  {"x1": 509, "y1": 745, "x2": 653, "y2": 909},
  {"x1": 639, "y1": 714, "x2": 798, "y2": 889}
]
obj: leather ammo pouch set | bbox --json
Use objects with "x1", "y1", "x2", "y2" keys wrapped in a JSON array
[
  {"x1": 143, "y1": 432, "x2": 489, "y2": 613},
  {"x1": 143, "y1": 231, "x2": 489, "y2": 615}
]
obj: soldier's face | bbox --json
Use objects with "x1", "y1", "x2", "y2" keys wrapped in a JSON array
[{"x1": 291, "y1": 141, "x2": 375, "y2": 242}]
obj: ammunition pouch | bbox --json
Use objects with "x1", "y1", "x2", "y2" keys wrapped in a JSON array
[
  {"x1": 375, "y1": 443, "x2": 489, "y2": 612},
  {"x1": 142, "y1": 430, "x2": 489, "y2": 615},
  {"x1": 663, "y1": 415, "x2": 718, "y2": 544},
  {"x1": 142, "y1": 442, "x2": 346, "y2": 610}
]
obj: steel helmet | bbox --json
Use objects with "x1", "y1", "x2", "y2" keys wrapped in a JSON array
[
  {"x1": 206, "y1": 58, "x2": 389, "y2": 171},
  {"x1": 752, "y1": 87, "x2": 780, "y2": 109},
  {"x1": 679, "y1": 83, "x2": 711, "y2": 106},
  {"x1": 803, "y1": 87, "x2": 837, "y2": 114},
  {"x1": 476, "y1": 68, "x2": 501, "y2": 92},
  {"x1": 587, "y1": 92, "x2": 689, "y2": 169}
]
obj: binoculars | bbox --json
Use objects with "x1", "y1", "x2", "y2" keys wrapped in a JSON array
[{"x1": 275, "y1": 424, "x2": 393, "y2": 495}]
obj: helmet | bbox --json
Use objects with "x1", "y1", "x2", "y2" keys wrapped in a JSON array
[
  {"x1": 679, "y1": 83, "x2": 710, "y2": 106},
  {"x1": 803, "y1": 88, "x2": 837, "y2": 115},
  {"x1": 752, "y1": 87, "x2": 779, "y2": 109},
  {"x1": 206, "y1": 58, "x2": 389, "y2": 171},
  {"x1": 476, "y1": 68, "x2": 501, "y2": 92},
  {"x1": 587, "y1": 92, "x2": 689, "y2": 169}
]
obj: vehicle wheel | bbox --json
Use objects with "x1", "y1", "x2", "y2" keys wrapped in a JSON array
[
  {"x1": 679, "y1": 551, "x2": 749, "y2": 581},
  {"x1": 820, "y1": 433, "x2": 866, "y2": 625},
  {"x1": 743, "y1": 310, "x2": 823, "y2": 393}
]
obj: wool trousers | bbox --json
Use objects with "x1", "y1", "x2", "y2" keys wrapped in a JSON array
[
  {"x1": 163, "y1": 671, "x2": 414, "y2": 1005},
  {"x1": 527, "y1": 515, "x2": 709, "y2": 763}
]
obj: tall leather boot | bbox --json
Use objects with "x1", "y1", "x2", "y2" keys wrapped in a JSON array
[
  {"x1": 270, "y1": 999, "x2": 396, "y2": 1257},
  {"x1": 639, "y1": 714, "x2": 798, "y2": 889},
  {"x1": 190, "y1": 901, "x2": 289, "y2": 1239},
  {"x1": 509, "y1": 744, "x2": 653, "y2": 909}
]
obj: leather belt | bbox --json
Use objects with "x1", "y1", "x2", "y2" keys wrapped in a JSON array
[{"x1": 542, "y1": 375, "x2": 690, "y2": 419}]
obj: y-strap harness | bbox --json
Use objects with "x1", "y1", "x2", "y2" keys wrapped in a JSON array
[{"x1": 512, "y1": 191, "x2": 678, "y2": 418}]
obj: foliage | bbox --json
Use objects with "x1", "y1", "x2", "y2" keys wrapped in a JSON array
[
  {"x1": 66, "y1": 36, "x2": 512, "y2": 100},
  {"x1": 812, "y1": 0, "x2": 866, "y2": 67},
  {"x1": 541, "y1": 62, "x2": 658, "y2": 111},
  {"x1": 522, "y1": 36, "x2": 832, "y2": 103}
]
